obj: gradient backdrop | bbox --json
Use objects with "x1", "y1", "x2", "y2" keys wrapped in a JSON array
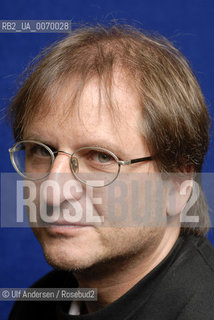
[{"x1": 0, "y1": 0, "x2": 214, "y2": 319}]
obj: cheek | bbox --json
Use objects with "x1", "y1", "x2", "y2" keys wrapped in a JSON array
[
  {"x1": 98, "y1": 176, "x2": 167, "y2": 229},
  {"x1": 87, "y1": 188, "x2": 109, "y2": 225},
  {"x1": 24, "y1": 180, "x2": 47, "y2": 227},
  {"x1": 97, "y1": 226, "x2": 162, "y2": 258}
]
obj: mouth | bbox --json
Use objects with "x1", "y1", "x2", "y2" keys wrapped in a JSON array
[{"x1": 42, "y1": 220, "x2": 94, "y2": 236}]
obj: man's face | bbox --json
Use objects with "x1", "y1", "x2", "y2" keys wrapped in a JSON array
[{"x1": 24, "y1": 72, "x2": 167, "y2": 271}]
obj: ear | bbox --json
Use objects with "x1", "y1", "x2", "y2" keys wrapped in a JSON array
[{"x1": 166, "y1": 177, "x2": 193, "y2": 217}]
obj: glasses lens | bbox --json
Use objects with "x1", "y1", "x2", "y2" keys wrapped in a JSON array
[
  {"x1": 72, "y1": 147, "x2": 119, "y2": 187},
  {"x1": 12, "y1": 141, "x2": 52, "y2": 180}
]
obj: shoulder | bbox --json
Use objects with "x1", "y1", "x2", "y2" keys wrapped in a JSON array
[
  {"x1": 30, "y1": 269, "x2": 73, "y2": 288},
  {"x1": 189, "y1": 234, "x2": 214, "y2": 271},
  {"x1": 168, "y1": 235, "x2": 214, "y2": 296},
  {"x1": 8, "y1": 270, "x2": 74, "y2": 320},
  {"x1": 170, "y1": 235, "x2": 214, "y2": 317},
  {"x1": 175, "y1": 235, "x2": 214, "y2": 315},
  {"x1": 175, "y1": 289, "x2": 214, "y2": 320},
  {"x1": 176, "y1": 235, "x2": 214, "y2": 285},
  {"x1": 141, "y1": 235, "x2": 214, "y2": 319}
]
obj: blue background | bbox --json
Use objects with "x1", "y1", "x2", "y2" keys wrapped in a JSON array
[{"x1": 0, "y1": 0, "x2": 214, "y2": 319}]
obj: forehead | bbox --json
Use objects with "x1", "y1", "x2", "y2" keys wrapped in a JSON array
[{"x1": 25, "y1": 71, "x2": 146, "y2": 152}]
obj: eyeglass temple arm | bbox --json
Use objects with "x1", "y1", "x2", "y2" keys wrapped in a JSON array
[{"x1": 118, "y1": 156, "x2": 152, "y2": 166}]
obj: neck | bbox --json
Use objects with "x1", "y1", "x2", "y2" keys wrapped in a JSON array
[{"x1": 73, "y1": 226, "x2": 180, "y2": 314}]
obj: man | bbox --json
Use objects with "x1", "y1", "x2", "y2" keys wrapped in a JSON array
[{"x1": 8, "y1": 24, "x2": 214, "y2": 319}]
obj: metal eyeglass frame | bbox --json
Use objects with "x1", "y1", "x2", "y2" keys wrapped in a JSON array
[{"x1": 9, "y1": 139, "x2": 153, "y2": 187}]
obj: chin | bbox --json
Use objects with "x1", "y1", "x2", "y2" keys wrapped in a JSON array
[
  {"x1": 43, "y1": 247, "x2": 96, "y2": 272},
  {"x1": 32, "y1": 227, "x2": 105, "y2": 271}
]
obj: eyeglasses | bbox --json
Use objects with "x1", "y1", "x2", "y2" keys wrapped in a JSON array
[{"x1": 9, "y1": 140, "x2": 153, "y2": 187}]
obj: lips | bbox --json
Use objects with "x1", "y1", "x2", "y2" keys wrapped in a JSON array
[
  {"x1": 48, "y1": 220, "x2": 92, "y2": 227},
  {"x1": 41, "y1": 220, "x2": 93, "y2": 237},
  {"x1": 34, "y1": 215, "x2": 93, "y2": 231}
]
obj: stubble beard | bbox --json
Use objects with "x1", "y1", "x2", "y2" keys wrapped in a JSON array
[{"x1": 33, "y1": 225, "x2": 165, "y2": 277}]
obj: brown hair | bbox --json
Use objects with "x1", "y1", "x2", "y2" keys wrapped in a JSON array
[{"x1": 8, "y1": 23, "x2": 211, "y2": 235}]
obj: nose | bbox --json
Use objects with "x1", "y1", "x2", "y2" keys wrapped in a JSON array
[
  {"x1": 52, "y1": 151, "x2": 79, "y2": 174},
  {"x1": 51, "y1": 151, "x2": 74, "y2": 174},
  {"x1": 41, "y1": 152, "x2": 83, "y2": 207}
]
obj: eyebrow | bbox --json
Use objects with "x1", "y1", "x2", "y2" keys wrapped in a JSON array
[
  {"x1": 23, "y1": 134, "x2": 56, "y2": 148},
  {"x1": 23, "y1": 133, "x2": 129, "y2": 159}
]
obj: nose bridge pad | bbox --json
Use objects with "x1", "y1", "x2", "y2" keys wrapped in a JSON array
[{"x1": 71, "y1": 157, "x2": 79, "y2": 174}]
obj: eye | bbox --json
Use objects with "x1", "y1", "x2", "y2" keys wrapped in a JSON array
[
  {"x1": 97, "y1": 152, "x2": 113, "y2": 163},
  {"x1": 30, "y1": 144, "x2": 51, "y2": 157},
  {"x1": 89, "y1": 151, "x2": 115, "y2": 164}
]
